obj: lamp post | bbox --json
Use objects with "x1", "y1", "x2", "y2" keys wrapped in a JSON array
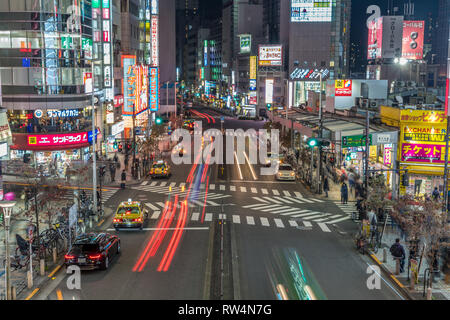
[{"x1": 1, "y1": 201, "x2": 16, "y2": 300}]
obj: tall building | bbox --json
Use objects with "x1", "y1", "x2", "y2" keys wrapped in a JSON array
[
  {"x1": 0, "y1": 0, "x2": 99, "y2": 162},
  {"x1": 435, "y1": 0, "x2": 450, "y2": 79}
]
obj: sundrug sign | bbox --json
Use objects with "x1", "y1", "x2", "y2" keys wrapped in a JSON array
[{"x1": 335, "y1": 80, "x2": 352, "y2": 96}]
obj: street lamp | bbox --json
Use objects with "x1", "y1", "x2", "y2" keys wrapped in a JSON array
[{"x1": 1, "y1": 201, "x2": 16, "y2": 300}]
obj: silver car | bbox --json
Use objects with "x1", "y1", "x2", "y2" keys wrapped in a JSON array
[{"x1": 276, "y1": 164, "x2": 296, "y2": 181}]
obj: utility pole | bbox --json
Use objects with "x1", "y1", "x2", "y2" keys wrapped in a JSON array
[
  {"x1": 443, "y1": 22, "x2": 450, "y2": 219},
  {"x1": 317, "y1": 73, "x2": 323, "y2": 194},
  {"x1": 91, "y1": 63, "x2": 97, "y2": 217},
  {"x1": 364, "y1": 104, "x2": 370, "y2": 197},
  {"x1": 132, "y1": 103, "x2": 136, "y2": 179}
]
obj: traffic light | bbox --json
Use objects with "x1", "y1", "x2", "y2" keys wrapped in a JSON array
[
  {"x1": 307, "y1": 138, "x2": 318, "y2": 148},
  {"x1": 402, "y1": 171, "x2": 409, "y2": 187},
  {"x1": 118, "y1": 143, "x2": 123, "y2": 153},
  {"x1": 23, "y1": 153, "x2": 31, "y2": 163},
  {"x1": 0, "y1": 211, "x2": 3, "y2": 225},
  {"x1": 266, "y1": 104, "x2": 272, "y2": 111},
  {"x1": 155, "y1": 117, "x2": 163, "y2": 125}
]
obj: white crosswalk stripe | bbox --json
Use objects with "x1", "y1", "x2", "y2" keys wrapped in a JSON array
[
  {"x1": 191, "y1": 212, "x2": 200, "y2": 221},
  {"x1": 318, "y1": 223, "x2": 331, "y2": 232},
  {"x1": 233, "y1": 215, "x2": 241, "y2": 224},
  {"x1": 289, "y1": 220, "x2": 298, "y2": 227},
  {"x1": 210, "y1": 184, "x2": 215, "y2": 190},
  {"x1": 251, "y1": 187, "x2": 258, "y2": 194},
  {"x1": 275, "y1": 197, "x2": 294, "y2": 204},
  {"x1": 260, "y1": 217, "x2": 270, "y2": 227},
  {"x1": 141, "y1": 181, "x2": 148, "y2": 186},
  {"x1": 294, "y1": 192, "x2": 303, "y2": 198},
  {"x1": 150, "y1": 181, "x2": 157, "y2": 186},
  {"x1": 259, "y1": 205, "x2": 289, "y2": 212},
  {"x1": 302, "y1": 214, "x2": 327, "y2": 220},
  {"x1": 291, "y1": 212, "x2": 321, "y2": 218},
  {"x1": 272, "y1": 190, "x2": 280, "y2": 196},
  {"x1": 283, "y1": 190, "x2": 291, "y2": 197},
  {"x1": 261, "y1": 188, "x2": 268, "y2": 195},
  {"x1": 145, "y1": 203, "x2": 159, "y2": 211},
  {"x1": 169, "y1": 182, "x2": 176, "y2": 188},
  {"x1": 326, "y1": 216, "x2": 351, "y2": 224},
  {"x1": 240, "y1": 186, "x2": 247, "y2": 193},
  {"x1": 151, "y1": 211, "x2": 160, "y2": 219},
  {"x1": 205, "y1": 213, "x2": 212, "y2": 222},
  {"x1": 281, "y1": 209, "x2": 310, "y2": 216},
  {"x1": 265, "y1": 197, "x2": 283, "y2": 204},
  {"x1": 272, "y1": 207, "x2": 299, "y2": 214},
  {"x1": 179, "y1": 182, "x2": 186, "y2": 188},
  {"x1": 246, "y1": 216, "x2": 255, "y2": 225},
  {"x1": 160, "y1": 182, "x2": 167, "y2": 187},
  {"x1": 274, "y1": 219, "x2": 284, "y2": 228},
  {"x1": 303, "y1": 221, "x2": 312, "y2": 228}
]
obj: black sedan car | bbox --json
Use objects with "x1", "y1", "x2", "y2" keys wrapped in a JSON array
[{"x1": 64, "y1": 233, "x2": 120, "y2": 270}]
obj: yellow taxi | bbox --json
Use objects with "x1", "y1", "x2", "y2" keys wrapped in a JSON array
[
  {"x1": 113, "y1": 200, "x2": 147, "y2": 231},
  {"x1": 149, "y1": 160, "x2": 171, "y2": 178}
]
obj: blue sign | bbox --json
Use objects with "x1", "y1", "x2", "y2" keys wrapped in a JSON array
[
  {"x1": 88, "y1": 128, "x2": 100, "y2": 144},
  {"x1": 149, "y1": 67, "x2": 159, "y2": 111}
]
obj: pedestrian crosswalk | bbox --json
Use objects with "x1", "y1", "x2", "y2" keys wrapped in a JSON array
[
  {"x1": 133, "y1": 181, "x2": 311, "y2": 198},
  {"x1": 241, "y1": 196, "x2": 349, "y2": 224},
  {"x1": 59, "y1": 188, "x2": 120, "y2": 205},
  {"x1": 142, "y1": 211, "x2": 335, "y2": 233}
]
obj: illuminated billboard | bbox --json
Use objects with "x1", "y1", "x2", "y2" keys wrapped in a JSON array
[
  {"x1": 149, "y1": 67, "x2": 160, "y2": 112},
  {"x1": 265, "y1": 79, "x2": 274, "y2": 104},
  {"x1": 151, "y1": 15, "x2": 159, "y2": 66},
  {"x1": 239, "y1": 35, "x2": 251, "y2": 54},
  {"x1": 368, "y1": 16, "x2": 403, "y2": 60},
  {"x1": 291, "y1": 0, "x2": 335, "y2": 23},
  {"x1": 259, "y1": 45, "x2": 283, "y2": 66},
  {"x1": 335, "y1": 80, "x2": 352, "y2": 97},
  {"x1": 122, "y1": 55, "x2": 137, "y2": 115},
  {"x1": 250, "y1": 56, "x2": 257, "y2": 79},
  {"x1": 402, "y1": 21, "x2": 424, "y2": 60}
]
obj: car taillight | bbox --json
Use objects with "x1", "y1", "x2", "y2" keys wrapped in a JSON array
[
  {"x1": 114, "y1": 218, "x2": 122, "y2": 223},
  {"x1": 134, "y1": 218, "x2": 142, "y2": 222},
  {"x1": 89, "y1": 254, "x2": 102, "y2": 260},
  {"x1": 65, "y1": 255, "x2": 75, "y2": 260}
]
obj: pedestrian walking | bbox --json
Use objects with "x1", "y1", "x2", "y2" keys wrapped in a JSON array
[
  {"x1": 121, "y1": 170, "x2": 126, "y2": 189},
  {"x1": 390, "y1": 238, "x2": 406, "y2": 273},
  {"x1": 432, "y1": 187, "x2": 440, "y2": 201},
  {"x1": 323, "y1": 176, "x2": 329, "y2": 198},
  {"x1": 341, "y1": 182, "x2": 348, "y2": 204}
]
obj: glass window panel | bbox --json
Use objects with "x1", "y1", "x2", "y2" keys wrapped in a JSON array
[
  {"x1": 10, "y1": 31, "x2": 27, "y2": 49},
  {"x1": 0, "y1": 31, "x2": 11, "y2": 48},
  {"x1": 28, "y1": 67, "x2": 43, "y2": 86},
  {"x1": 60, "y1": 68, "x2": 73, "y2": 85},
  {"x1": 10, "y1": 0, "x2": 26, "y2": 11},
  {"x1": 13, "y1": 67, "x2": 29, "y2": 85},
  {"x1": 0, "y1": 68, "x2": 13, "y2": 85},
  {"x1": 73, "y1": 67, "x2": 83, "y2": 85}
]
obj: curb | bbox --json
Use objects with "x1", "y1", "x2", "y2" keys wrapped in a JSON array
[
  {"x1": 367, "y1": 250, "x2": 415, "y2": 300},
  {"x1": 20, "y1": 259, "x2": 65, "y2": 300}
]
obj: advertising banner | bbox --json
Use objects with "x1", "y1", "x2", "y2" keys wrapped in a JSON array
[
  {"x1": 368, "y1": 17, "x2": 383, "y2": 60},
  {"x1": 381, "y1": 16, "x2": 404, "y2": 59},
  {"x1": 27, "y1": 132, "x2": 89, "y2": 148},
  {"x1": 384, "y1": 146, "x2": 392, "y2": 167},
  {"x1": 401, "y1": 143, "x2": 445, "y2": 163},
  {"x1": 259, "y1": 46, "x2": 283, "y2": 66},
  {"x1": 122, "y1": 55, "x2": 137, "y2": 115},
  {"x1": 403, "y1": 126, "x2": 446, "y2": 143},
  {"x1": 291, "y1": 0, "x2": 334, "y2": 22},
  {"x1": 250, "y1": 56, "x2": 257, "y2": 79},
  {"x1": 136, "y1": 65, "x2": 149, "y2": 114},
  {"x1": 402, "y1": 21, "x2": 425, "y2": 60},
  {"x1": 400, "y1": 110, "x2": 446, "y2": 124},
  {"x1": 249, "y1": 92, "x2": 257, "y2": 105},
  {"x1": 335, "y1": 80, "x2": 352, "y2": 96},
  {"x1": 265, "y1": 79, "x2": 274, "y2": 104},
  {"x1": 151, "y1": 15, "x2": 159, "y2": 66},
  {"x1": 149, "y1": 67, "x2": 160, "y2": 111},
  {"x1": 342, "y1": 134, "x2": 373, "y2": 148},
  {"x1": 239, "y1": 35, "x2": 251, "y2": 54}
]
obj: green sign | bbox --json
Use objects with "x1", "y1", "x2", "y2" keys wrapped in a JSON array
[
  {"x1": 102, "y1": 0, "x2": 110, "y2": 8},
  {"x1": 92, "y1": 0, "x2": 100, "y2": 8},
  {"x1": 61, "y1": 37, "x2": 72, "y2": 49},
  {"x1": 342, "y1": 134, "x2": 373, "y2": 148},
  {"x1": 240, "y1": 35, "x2": 251, "y2": 54},
  {"x1": 82, "y1": 38, "x2": 92, "y2": 50}
]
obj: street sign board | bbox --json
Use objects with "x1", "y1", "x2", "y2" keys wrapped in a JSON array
[{"x1": 342, "y1": 134, "x2": 373, "y2": 148}]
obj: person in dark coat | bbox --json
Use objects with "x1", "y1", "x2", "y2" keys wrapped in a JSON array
[
  {"x1": 341, "y1": 182, "x2": 348, "y2": 204},
  {"x1": 121, "y1": 170, "x2": 126, "y2": 189},
  {"x1": 323, "y1": 176, "x2": 329, "y2": 198},
  {"x1": 390, "y1": 238, "x2": 406, "y2": 273}
]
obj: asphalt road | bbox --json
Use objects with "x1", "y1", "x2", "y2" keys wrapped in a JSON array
[{"x1": 36, "y1": 105, "x2": 404, "y2": 300}]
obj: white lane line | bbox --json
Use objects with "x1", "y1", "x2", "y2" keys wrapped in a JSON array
[
  {"x1": 275, "y1": 197, "x2": 294, "y2": 204},
  {"x1": 191, "y1": 212, "x2": 200, "y2": 221},
  {"x1": 234, "y1": 152, "x2": 244, "y2": 180},
  {"x1": 285, "y1": 197, "x2": 306, "y2": 204},
  {"x1": 206, "y1": 200, "x2": 220, "y2": 206},
  {"x1": 150, "y1": 181, "x2": 157, "y2": 186},
  {"x1": 259, "y1": 205, "x2": 289, "y2": 212},
  {"x1": 205, "y1": 213, "x2": 213, "y2": 222},
  {"x1": 141, "y1": 181, "x2": 149, "y2": 186},
  {"x1": 169, "y1": 182, "x2": 177, "y2": 188},
  {"x1": 233, "y1": 215, "x2": 241, "y2": 224},
  {"x1": 260, "y1": 217, "x2": 270, "y2": 227},
  {"x1": 318, "y1": 223, "x2": 332, "y2": 233},
  {"x1": 281, "y1": 209, "x2": 311, "y2": 216},
  {"x1": 157, "y1": 202, "x2": 166, "y2": 208},
  {"x1": 221, "y1": 185, "x2": 227, "y2": 191},
  {"x1": 230, "y1": 185, "x2": 236, "y2": 191},
  {"x1": 294, "y1": 192, "x2": 303, "y2": 198},
  {"x1": 261, "y1": 188, "x2": 268, "y2": 195},
  {"x1": 289, "y1": 220, "x2": 298, "y2": 227},
  {"x1": 272, "y1": 190, "x2": 280, "y2": 196},
  {"x1": 209, "y1": 184, "x2": 216, "y2": 190},
  {"x1": 265, "y1": 197, "x2": 283, "y2": 204},
  {"x1": 179, "y1": 182, "x2": 186, "y2": 188},
  {"x1": 246, "y1": 216, "x2": 255, "y2": 225},
  {"x1": 326, "y1": 216, "x2": 351, "y2": 224},
  {"x1": 303, "y1": 221, "x2": 313, "y2": 227},
  {"x1": 252, "y1": 197, "x2": 269, "y2": 203},
  {"x1": 274, "y1": 219, "x2": 285, "y2": 228},
  {"x1": 145, "y1": 203, "x2": 159, "y2": 211},
  {"x1": 251, "y1": 187, "x2": 258, "y2": 194},
  {"x1": 242, "y1": 203, "x2": 273, "y2": 209},
  {"x1": 240, "y1": 186, "x2": 247, "y2": 193},
  {"x1": 291, "y1": 212, "x2": 320, "y2": 218},
  {"x1": 160, "y1": 182, "x2": 167, "y2": 187},
  {"x1": 283, "y1": 190, "x2": 291, "y2": 197},
  {"x1": 151, "y1": 211, "x2": 161, "y2": 219}
]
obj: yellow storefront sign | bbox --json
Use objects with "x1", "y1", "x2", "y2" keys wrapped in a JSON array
[{"x1": 250, "y1": 56, "x2": 257, "y2": 80}]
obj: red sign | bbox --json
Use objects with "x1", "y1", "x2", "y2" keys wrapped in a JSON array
[
  {"x1": 102, "y1": 8, "x2": 110, "y2": 19},
  {"x1": 368, "y1": 17, "x2": 383, "y2": 60},
  {"x1": 402, "y1": 21, "x2": 424, "y2": 60},
  {"x1": 335, "y1": 80, "x2": 352, "y2": 96},
  {"x1": 103, "y1": 31, "x2": 109, "y2": 42},
  {"x1": 114, "y1": 95, "x2": 124, "y2": 107},
  {"x1": 27, "y1": 133, "x2": 89, "y2": 148}
]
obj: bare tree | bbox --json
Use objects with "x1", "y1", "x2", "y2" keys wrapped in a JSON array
[
  {"x1": 364, "y1": 173, "x2": 393, "y2": 217},
  {"x1": 391, "y1": 195, "x2": 450, "y2": 288}
]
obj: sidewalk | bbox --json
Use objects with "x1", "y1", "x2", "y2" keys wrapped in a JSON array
[{"x1": 369, "y1": 225, "x2": 450, "y2": 300}]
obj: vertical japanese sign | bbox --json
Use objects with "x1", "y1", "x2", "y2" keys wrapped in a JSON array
[
  {"x1": 122, "y1": 55, "x2": 137, "y2": 116},
  {"x1": 265, "y1": 79, "x2": 274, "y2": 104},
  {"x1": 137, "y1": 65, "x2": 149, "y2": 114},
  {"x1": 102, "y1": 0, "x2": 113, "y2": 90},
  {"x1": 149, "y1": 67, "x2": 160, "y2": 111},
  {"x1": 151, "y1": 14, "x2": 159, "y2": 66}
]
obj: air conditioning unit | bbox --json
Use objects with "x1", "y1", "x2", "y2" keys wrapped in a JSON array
[
  {"x1": 407, "y1": 81, "x2": 417, "y2": 87},
  {"x1": 361, "y1": 99, "x2": 369, "y2": 108},
  {"x1": 397, "y1": 81, "x2": 406, "y2": 87}
]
